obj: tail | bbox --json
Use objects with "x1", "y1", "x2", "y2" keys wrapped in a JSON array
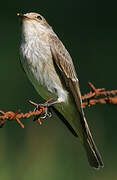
[
  {"x1": 52, "y1": 106, "x2": 104, "y2": 169},
  {"x1": 82, "y1": 117, "x2": 104, "y2": 169},
  {"x1": 67, "y1": 80, "x2": 103, "y2": 168}
]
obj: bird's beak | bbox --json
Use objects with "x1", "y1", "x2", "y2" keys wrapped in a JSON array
[{"x1": 17, "y1": 13, "x2": 27, "y2": 19}]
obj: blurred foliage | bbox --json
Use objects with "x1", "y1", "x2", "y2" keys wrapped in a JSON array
[{"x1": 0, "y1": 1, "x2": 117, "y2": 180}]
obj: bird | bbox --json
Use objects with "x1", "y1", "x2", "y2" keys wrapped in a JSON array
[{"x1": 17, "y1": 12, "x2": 104, "y2": 169}]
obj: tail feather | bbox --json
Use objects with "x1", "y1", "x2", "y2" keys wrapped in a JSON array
[
  {"x1": 84, "y1": 135, "x2": 104, "y2": 168},
  {"x1": 52, "y1": 104, "x2": 104, "y2": 169},
  {"x1": 83, "y1": 117, "x2": 104, "y2": 169}
]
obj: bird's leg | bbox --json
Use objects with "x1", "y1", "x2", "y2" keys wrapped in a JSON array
[
  {"x1": 33, "y1": 99, "x2": 59, "y2": 121},
  {"x1": 34, "y1": 100, "x2": 58, "y2": 110}
]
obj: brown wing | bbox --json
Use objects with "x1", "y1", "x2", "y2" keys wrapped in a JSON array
[
  {"x1": 49, "y1": 34, "x2": 103, "y2": 169},
  {"x1": 49, "y1": 34, "x2": 83, "y2": 114}
]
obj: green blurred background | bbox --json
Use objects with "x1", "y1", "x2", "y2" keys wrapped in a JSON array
[{"x1": 0, "y1": 1, "x2": 117, "y2": 180}]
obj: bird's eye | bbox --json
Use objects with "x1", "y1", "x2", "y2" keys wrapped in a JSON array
[{"x1": 37, "y1": 16, "x2": 42, "y2": 20}]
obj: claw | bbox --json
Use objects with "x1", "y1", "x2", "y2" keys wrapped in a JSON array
[
  {"x1": 41, "y1": 109, "x2": 52, "y2": 119},
  {"x1": 48, "y1": 112, "x2": 52, "y2": 118},
  {"x1": 29, "y1": 99, "x2": 55, "y2": 123},
  {"x1": 33, "y1": 103, "x2": 52, "y2": 123},
  {"x1": 34, "y1": 104, "x2": 41, "y2": 112}
]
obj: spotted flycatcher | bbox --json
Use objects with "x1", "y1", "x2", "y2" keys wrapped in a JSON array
[{"x1": 17, "y1": 12, "x2": 103, "y2": 169}]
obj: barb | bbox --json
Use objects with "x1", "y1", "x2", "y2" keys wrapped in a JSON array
[
  {"x1": 82, "y1": 82, "x2": 117, "y2": 108},
  {"x1": 0, "y1": 83, "x2": 117, "y2": 128}
]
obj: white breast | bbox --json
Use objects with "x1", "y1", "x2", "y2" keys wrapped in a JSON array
[{"x1": 20, "y1": 22, "x2": 68, "y2": 102}]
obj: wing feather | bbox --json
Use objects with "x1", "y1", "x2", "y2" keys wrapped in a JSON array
[
  {"x1": 49, "y1": 34, "x2": 103, "y2": 168},
  {"x1": 49, "y1": 34, "x2": 83, "y2": 113}
]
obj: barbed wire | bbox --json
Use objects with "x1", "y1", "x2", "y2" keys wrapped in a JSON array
[{"x1": 0, "y1": 82, "x2": 117, "y2": 128}]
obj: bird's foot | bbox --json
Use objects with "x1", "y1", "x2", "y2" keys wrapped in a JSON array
[
  {"x1": 33, "y1": 103, "x2": 52, "y2": 120},
  {"x1": 30, "y1": 98, "x2": 57, "y2": 124}
]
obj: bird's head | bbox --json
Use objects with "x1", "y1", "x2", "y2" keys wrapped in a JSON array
[{"x1": 17, "y1": 12, "x2": 52, "y2": 37}]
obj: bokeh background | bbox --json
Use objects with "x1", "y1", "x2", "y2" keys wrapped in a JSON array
[{"x1": 0, "y1": 1, "x2": 117, "y2": 180}]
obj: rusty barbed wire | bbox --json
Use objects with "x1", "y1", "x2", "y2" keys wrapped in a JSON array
[
  {"x1": 0, "y1": 82, "x2": 117, "y2": 128},
  {"x1": 0, "y1": 99, "x2": 53, "y2": 128},
  {"x1": 82, "y1": 82, "x2": 117, "y2": 108}
]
